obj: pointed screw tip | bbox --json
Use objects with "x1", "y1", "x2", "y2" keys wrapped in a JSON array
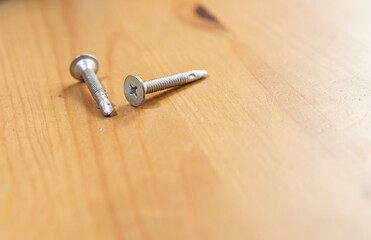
[
  {"x1": 99, "y1": 102, "x2": 114, "y2": 116},
  {"x1": 194, "y1": 70, "x2": 208, "y2": 79}
]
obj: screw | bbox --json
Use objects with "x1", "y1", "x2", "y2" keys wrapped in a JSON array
[
  {"x1": 70, "y1": 54, "x2": 114, "y2": 116},
  {"x1": 124, "y1": 70, "x2": 208, "y2": 106}
]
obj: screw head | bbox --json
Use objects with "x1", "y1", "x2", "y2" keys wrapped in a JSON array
[
  {"x1": 70, "y1": 54, "x2": 99, "y2": 81},
  {"x1": 124, "y1": 75, "x2": 146, "y2": 107}
]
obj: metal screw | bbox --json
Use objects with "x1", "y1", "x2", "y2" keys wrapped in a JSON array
[
  {"x1": 70, "y1": 54, "x2": 114, "y2": 116},
  {"x1": 124, "y1": 70, "x2": 208, "y2": 106}
]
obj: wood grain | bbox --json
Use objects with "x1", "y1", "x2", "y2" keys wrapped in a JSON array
[{"x1": 0, "y1": 0, "x2": 370, "y2": 239}]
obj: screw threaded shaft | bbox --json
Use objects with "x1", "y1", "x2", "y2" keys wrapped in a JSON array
[
  {"x1": 145, "y1": 70, "x2": 208, "y2": 94},
  {"x1": 81, "y1": 67, "x2": 114, "y2": 116},
  {"x1": 82, "y1": 68, "x2": 104, "y2": 95}
]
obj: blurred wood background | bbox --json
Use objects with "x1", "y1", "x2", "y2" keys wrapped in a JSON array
[{"x1": 0, "y1": 0, "x2": 370, "y2": 239}]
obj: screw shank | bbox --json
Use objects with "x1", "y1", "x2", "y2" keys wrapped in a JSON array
[
  {"x1": 81, "y1": 68, "x2": 104, "y2": 96},
  {"x1": 81, "y1": 68, "x2": 114, "y2": 116},
  {"x1": 144, "y1": 70, "x2": 208, "y2": 94}
]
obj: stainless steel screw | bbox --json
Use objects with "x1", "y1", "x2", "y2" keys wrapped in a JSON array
[
  {"x1": 123, "y1": 70, "x2": 208, "y2": 106},
  {"x1": 70, "y1": 54, "x2": 114, "y2": 116}
]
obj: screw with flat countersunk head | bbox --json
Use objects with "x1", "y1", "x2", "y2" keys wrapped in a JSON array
[
  {"x1": 70, "y1": 54, "x2": 114, "y2": 116},
  {"x1": 124, "y1": 70, "x2": 208, "y2": 106}
]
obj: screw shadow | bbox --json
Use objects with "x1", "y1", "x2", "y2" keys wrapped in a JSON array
[
  {"x1": 115, "y1": 80, "x2": 204, "y2": 125},
  {"x1": 141, "y1": 79, "x2": 204, "y2": 109},
  {"x1": 116, "y1": 79, "x2": 204, "y2": 116},
  {"x1": 63, "y1": 77, "x2": 205, "y2": 120}
]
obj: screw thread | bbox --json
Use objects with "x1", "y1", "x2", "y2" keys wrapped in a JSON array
[
  {"x1": 82, "y1": 68, "x2": 104, "y2": 94},
  {"x1": 81, "y1": 68, "x2": 114, "y2": 116},
  {"x1": 145, "y1": 70, "x2": 208, "y2": 94}
]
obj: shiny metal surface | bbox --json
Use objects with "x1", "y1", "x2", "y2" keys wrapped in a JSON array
[
  {"x1": 70, "y1": 54, "x2": 114, "y2": 116},
  {"x1": 124, "y1": 70, "x2": 208, "y2": 107}
]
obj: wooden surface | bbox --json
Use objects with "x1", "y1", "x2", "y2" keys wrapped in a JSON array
[{"x1": 0, "y1": 0, "x2": 370, "y2": 239}]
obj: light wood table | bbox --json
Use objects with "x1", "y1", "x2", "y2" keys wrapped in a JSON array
[{"x1": 0, "y1": 0, "x2": 370, "y2": 239}]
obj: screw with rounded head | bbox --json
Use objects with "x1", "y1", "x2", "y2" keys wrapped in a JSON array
[
  {"x1": 70, "y1": 54, "x2": 114, "y2": 116},
  {"x1": 124, "y1": 70, "x2": 208, "y2": 106}
]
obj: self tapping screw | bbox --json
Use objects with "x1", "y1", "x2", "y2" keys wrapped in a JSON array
[
  {"x1": 70, "y1": 54, "x2": 114, "y2": 116},
  {"x1": 124, "y1": 70, "x2": 208, "y2": 106}
]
